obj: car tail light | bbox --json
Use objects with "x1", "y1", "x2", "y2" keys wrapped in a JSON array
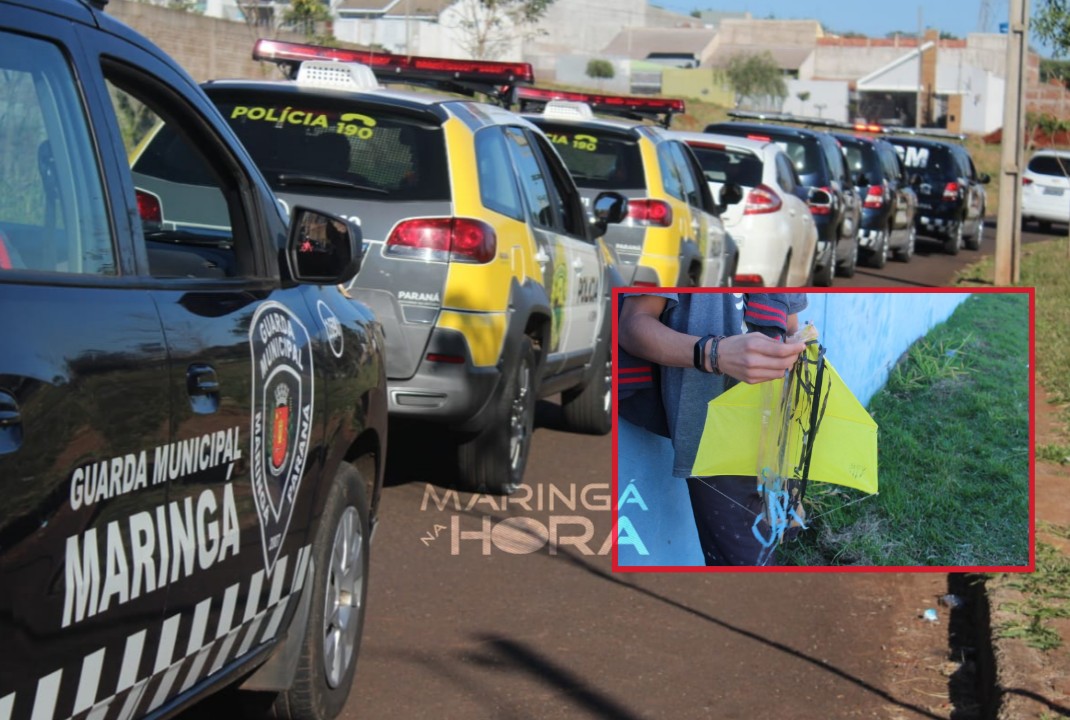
[
  {"x1": 627, "y1": 199, "x2": 673, "y2": 227},
  {"x1": 809, "y1": 186, "x2": 833, "y2": 216},
  {"x1": 743, "y1": 185, "x2": 782, "y2": 216},
  {"x1": 426, "y1": 353, "x2": 465, "y2": 364},
  {"x1": 1022, "y1": 177, "x2": 1033, "y2": 186},
  {"x1": 633, "y1": 280, "x2": 659, "y2": 287},
  {"x1": 863, "y1": 185, "x2": 883, "y2": 209},
  {"x1": 386, "y1": 217, "x2": 497, "y2": 263},
  {"x1": 943, "y1": 182, "x2": 960, "y2": 201},
  {"x1": 136, "y1": 189, "x2": 162, "y2": 223},
  {"x1": 733, "y1": 273, "x2": 765, "y2": 286},
  {"x1": 746, "y1": 134, "x2": 772, "y2": 142}
]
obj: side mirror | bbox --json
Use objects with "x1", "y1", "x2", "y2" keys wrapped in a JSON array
[
  {"x1": 808, "y1": 187, "x2": 833, "y2": 208},
  {"x1": 719, "y1": 182, "x2": 744, "y2": 207},
  {"x1": 288, "y1": 206, "x2": 363, "y2": 284},
  {"x1": 978, "y1": 173, "x2": 991, "y2": 184},
  {"x1": 591, "y1": 191, "x2": 628, "y2": 238}
]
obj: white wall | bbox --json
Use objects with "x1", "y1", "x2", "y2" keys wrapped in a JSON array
[
  {"x1": 616, "y1": 291, "x2": 969, "y2": 567},
  {"x1": 780, "y1": 80, "x2": 848, "y2": 122}
]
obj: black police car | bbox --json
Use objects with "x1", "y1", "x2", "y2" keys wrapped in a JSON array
[
  {"x1": 0, "y1": 2, "x2": 387, "y2": 720},
  {"x1": 705, "y1": 114, "x2": 862, "y2": 285},
  {"x1": 833, "y1": 132, "x2": 919, "y2": 266},
  {"x1": 884, "y1": 134, "x2": 989, "y2": 254}
]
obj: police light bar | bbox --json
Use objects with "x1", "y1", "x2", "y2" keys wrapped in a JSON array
[
  {"x1": 253, "y1": 39, "x2": 533, "y2": 103},
  {"x1": 726, "y1": 110, "x2": 968, "y2": 142},
  {"x1": 518, "y1": 86, "x2": 684, "y2": 127},
  {"x1": 727, "y1": 110, "x2": 842, "y2": 130}
]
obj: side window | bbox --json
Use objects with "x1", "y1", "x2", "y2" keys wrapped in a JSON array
[
  {"x1": 656, "y1": 143, "x2": 685, "y2": 201},
  {"x1": 0, "y1": 31, "x2": 114, "y2": 274},
  {"x1": 880, "y1": 146, "x2": 900, "y2": 181},
  {"x1": 475, "y1": 127, "x2": 524, "y2": 221},
  {"x1": 109, "y1": 63, "x2": 255, "y2": 279},
  {"x1": 668, "y1": 142, "x2": 704, "y2": 209},
  {"x1": 528, "y1": 130, "x2": 587, "y2": 238},
  {"x1": 504, "y1": 126, "x2": 554, "y2": 228},
  {"x1": 820, "y1": 137, "x2": 841, "y2": 184}
]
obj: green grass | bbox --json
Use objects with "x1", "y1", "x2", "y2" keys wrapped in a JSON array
[
  {"x1": 779, "y1": 293, "x2": 1030, "y2": 566},
  {"x1": 1037, "y1": 443, "x2": 1070, "y2": 464},
  {"x1": 994, "y1": 536, "x2": 1070, "y2": 650}
]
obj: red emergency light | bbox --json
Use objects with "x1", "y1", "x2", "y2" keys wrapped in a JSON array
[
  {"x1": 517, "y1": 86, "x2": 685, "y2": 116},
  {"x1": 251, "y1": 39, "x2": 535, "y2": 101}
]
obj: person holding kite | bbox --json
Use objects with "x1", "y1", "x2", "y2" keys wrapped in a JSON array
[{"x1": 618, "y1": 292, "x2": 808, "y2": 566}]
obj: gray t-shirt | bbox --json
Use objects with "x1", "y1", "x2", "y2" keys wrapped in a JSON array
[{"x1": 625, "y1": 292, "x2": 808, "y2": 478}]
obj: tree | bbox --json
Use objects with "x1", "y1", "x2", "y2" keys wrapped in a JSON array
[
  {"x1": 282, "y1": 0, "x2": 332, "y2": 39},
  {"x1": 452, "y1": 0, "x2": 555, "y2": 61},
  {"x1": 725, "y1": 52, "x2": 787, "y2": 109},
  {"x1": 586, "y1": 58, "x2": 615, "y2": 88},
  {"x1": 1035, "y1": 0, "x2": 1070, "y2": 55}
]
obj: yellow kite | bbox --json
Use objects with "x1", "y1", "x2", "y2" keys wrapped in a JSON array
[{"x1": 691, "y1": 336, "x2": 878, "y2": 495}]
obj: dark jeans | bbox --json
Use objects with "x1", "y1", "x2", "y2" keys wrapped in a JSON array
[{"x1": 686, "y1": 475, "x2": 777, "y2": 566}]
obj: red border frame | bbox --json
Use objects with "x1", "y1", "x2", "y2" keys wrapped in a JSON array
[{"x1": 610, "y1": 285, "x2": 1036, "y2": 574}]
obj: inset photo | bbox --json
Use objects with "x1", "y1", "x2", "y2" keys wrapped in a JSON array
[{"x1": 613, "y1": 288, "x2": 1033, "y2": 571}]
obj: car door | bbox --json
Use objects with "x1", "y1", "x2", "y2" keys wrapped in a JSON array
[
  {"x1": 775, "y1": 152, "x2": 817, "y2": 284},
  {"x1": 671, "y1": 140, "x2": 727, "y2": 287},
  {"x1": 0, "y1": 19, "x2": 177, "y2": 719},
  {"x1": 87, "y1": 41, "x2": 327, "y2": 714}
]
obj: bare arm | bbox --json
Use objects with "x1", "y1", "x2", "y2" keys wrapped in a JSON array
[{"x1": 618, "y1": 295, "x2": 805, "y2": 384}]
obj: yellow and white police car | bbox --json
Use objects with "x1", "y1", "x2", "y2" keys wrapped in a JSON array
[
  {"x1": 520, "y1": 87, "x2": 739, "y2": 288},
  {"x1": 1, "y1": 3, "x2": 386, "y2": 720},
  {"x1": 142, "y1": 40, "x2": 628, "y2": 495}
]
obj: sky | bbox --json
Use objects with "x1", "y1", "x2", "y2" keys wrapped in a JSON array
[{"x1": 652, "y1": 0, "x2": 1059, "y2": 57}]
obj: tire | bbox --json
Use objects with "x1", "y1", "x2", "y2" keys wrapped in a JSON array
[
  {"x1": 813, "y1": 242, "x2": 834, "y2": 287},
  {"x1": 835, "y1": 228, "x2": 858, "y2": 278},
  {"x1": 893, "y1": 224, "x2": 915, "y2": 263},
  {"x1": 965, "y1": 207, "x2": 984, "y2": 250},
  {"x1": 457, "y1": 338, "x2": 536, "y2": 495},
  {"x1": 944, "y1": 221, "x2": 963, "y2": 255},
  {"x1": 561, "y1": 334, "x2": 611, "y2": 435},
  {"x1": 1040, "y1": 220, "x2": 1053, "y2": 233},
  {"x1": 272, "y1": 462, "x2": 369, "y2": 720},
  {"x1": 867, "y1": 228, "x2": 888, "y2": 269}
]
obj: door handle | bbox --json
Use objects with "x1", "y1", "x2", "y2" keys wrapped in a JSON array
[
  {"x1": 0, "y1": 391, "x2": 23, "y2": 454},
  {"x1": 186, "y1": 364, "x2": 220, "y2": 414},
  {"x1": 535, "y1": 249, "x2": 550, "y2": 264},
  {"x1": 572, "y1": 259, "x2": 584, "y2": 272}
]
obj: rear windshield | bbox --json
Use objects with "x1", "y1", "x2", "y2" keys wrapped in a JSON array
[
  {"x1": 1028, "y1": 154, "x2": 1070, "y2": 177},
  {"x1": 688, "y1": 145, "x2": 763, "y2": 187},
  {"x1": 706, "y1": 125, "x2": 824, "y2": 186},
  {"x1": 535, "y1": 124, "x2": 645, "y2": 190},
  {"x1": 839, "y1": 141, "x2": 882, "y2": 185},
  {"x1": 889, "y1": 141, "x2": 956, "y2": 181},
  {"x1": 208, "y1": 96, "x2": 450, "y2": 201}
]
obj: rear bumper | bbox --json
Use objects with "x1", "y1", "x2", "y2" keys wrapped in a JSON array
[{"x1": 387, "y1": 326, "x2": 501, "y2": 426}]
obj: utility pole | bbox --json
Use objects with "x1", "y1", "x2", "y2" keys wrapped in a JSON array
[
  {"x1": 995, "y1": 0, "x2": 1029, "y2": 285},
  {"x1": 916, "y1": 7, "x2": 924, "y2": 127}
]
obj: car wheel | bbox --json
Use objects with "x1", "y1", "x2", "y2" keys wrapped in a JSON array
[
  {"x1": 835, "y1": 228, "x2": 858, "y2": 278},
  {"x1": 965, "y1": 207, "x2": 984, "y2": 250},
  {"x1": 457, "y1": 337, "x2": 536, "y2": 494},
  {"x1": 868, "y1": 229, "x2": 889, "y2": 269},
  {"x1": 273, "y1": 462, "x2": 369, "y2": 720},
  {"x1": 561, "y1": 334, "x2": 611, "y2": 435},
  {"x1": 1040, "y1": 220, "x2": 1052, "y2": 233},
  {"x1": 944, "y1": 221, "x2": 962, "y2": 255},
  {"x1": 893, "y1": 224, "x2": 915, "y2": 262}
]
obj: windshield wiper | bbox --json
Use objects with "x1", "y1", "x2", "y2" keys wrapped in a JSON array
[{"x1": 277, "y1": 173, "x2": 389, "y2": 194}]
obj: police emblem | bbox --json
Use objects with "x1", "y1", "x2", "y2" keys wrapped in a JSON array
[{"x1": 250, "y1": 301, "x2": 314, "y2": 574}]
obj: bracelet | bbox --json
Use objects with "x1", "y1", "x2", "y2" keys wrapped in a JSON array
[
  {"x1": 707, "y1": 335, "x2": 725, "y2": 376},
  {"x1": 694, "y1": 334, "x2": 716, "y2": 372}
]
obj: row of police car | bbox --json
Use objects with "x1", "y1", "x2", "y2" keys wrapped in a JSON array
[{"x1": 0, "y1": 1, "x2": 995, "y2": 718}]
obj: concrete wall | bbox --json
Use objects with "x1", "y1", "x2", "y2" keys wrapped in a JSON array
[
  {"x1": 617, "y1": 291, "x2": 969, "y2": 567},
  {"x1": 661, "y1": 67, "x2": 734, "y2": 107},
  {"x1": 553, "y1": 56, "x2": 633, "y2": 94},
  {"x1": 715, "y1": 18, "x2": 822, "y2": 47},
  {"x1": 107, "y1": 0, "x2": 309, "y2": 82},
  {"x1": 780, "y1": 80, "x2": 848, "y2": 123}
]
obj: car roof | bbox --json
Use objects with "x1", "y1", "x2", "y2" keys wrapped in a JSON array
[
  {"x1": 1030, "y1": 148, "x2": 1070, "y2": 157},
  {"x1": 202, "y1": 78, "x2": 534, "y2": 129},
  {"x1": 523, "y1": 111, "x2": 663, "y2": 138},
  {"x1": 884, "y1": 134, "x2": 955, "y2": 149},
  {"x1": 705, "y1": 121, "x2": 825, "y2": 140},
  {"x1": 668, "y1": 130, "x2": 773, "y2": 155}
]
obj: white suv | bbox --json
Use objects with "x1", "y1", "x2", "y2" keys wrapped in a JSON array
[{"x1": 1021, "y1": 149, "x2": 1070, "y2": 230}]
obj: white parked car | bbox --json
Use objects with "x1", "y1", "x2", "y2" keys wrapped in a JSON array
[
  {"x1": 1021, "y1": 149, "x2": 1070, "y2": 230},
  {"x1": 671, "y1": 132, "x2": 820, "y2": 287}
]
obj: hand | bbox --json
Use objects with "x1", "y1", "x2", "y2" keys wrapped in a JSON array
[{"x1": 713, "y1": 333, "x2": 807, "y2": 384}]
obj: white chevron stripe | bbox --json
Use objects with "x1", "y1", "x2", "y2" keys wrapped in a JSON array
[
  {"x1": 216, "y1": 583, "x2": 239, "y2": 640},
  {"x1": 154, "y1": 615, "x2": 181, "y2": 674},
  {"x1": 186, "y1": 598, "x2": 212, "y2": 656},
  {"x1": 29, "y1": 670, "x2": 61, "y2": 720},
  {"x1": 117, "y1": 630, "x2": 145, "y2": 693},
  {"x1": 0, "y1": 693, "x2": 14, "y2": 720},
  {"x1": 72, "y1": 648, "x2": 105, "y2": 714},
  {"x1": 267, "y1": 555, "x2": 288, "y2": 607},
  {"x1": 113, "y1": 678, "x2": 147, "y2": 720}
]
